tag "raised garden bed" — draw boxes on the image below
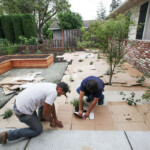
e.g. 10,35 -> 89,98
0,54 -> 54,74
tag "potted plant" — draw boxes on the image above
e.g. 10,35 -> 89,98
70,99 -> 86,112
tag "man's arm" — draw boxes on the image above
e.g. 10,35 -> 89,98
42,102 -> 63,128
78,91 -> 84,117
42,102 -> 51,121
83,97 -> 99,119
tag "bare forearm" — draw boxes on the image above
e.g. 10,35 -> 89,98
51,104 -> 57,121
87,98 -> 98,113
79,91 -> 84,111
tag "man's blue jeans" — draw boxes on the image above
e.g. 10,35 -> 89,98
8,106 -> 43,141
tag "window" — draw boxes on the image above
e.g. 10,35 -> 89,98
136,2 -> 149,40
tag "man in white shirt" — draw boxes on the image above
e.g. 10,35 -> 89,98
0,82 -> 69,144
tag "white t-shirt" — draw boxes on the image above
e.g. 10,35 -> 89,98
16,83 -> 57,115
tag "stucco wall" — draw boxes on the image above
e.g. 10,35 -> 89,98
124,40 -> 150,75
128,4 -> 140,40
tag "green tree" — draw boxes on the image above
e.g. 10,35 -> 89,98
97,1 -> 106,20
0,0 -> 70,40
110,0 -> 122,12
42,20 -> 53,40
58,11 -> 83,29
81,14 -> 132,85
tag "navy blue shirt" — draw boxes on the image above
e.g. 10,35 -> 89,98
80,76 -> 104,98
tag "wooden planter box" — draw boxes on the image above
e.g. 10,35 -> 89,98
0,54 -> 54,75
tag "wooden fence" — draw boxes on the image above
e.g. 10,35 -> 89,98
0,29 -> 83,55
43,29 -> 82,50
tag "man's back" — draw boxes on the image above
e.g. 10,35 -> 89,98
16,83 -> 57,115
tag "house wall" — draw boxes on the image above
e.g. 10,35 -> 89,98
124,40 -> 150,75
128,6 -> 139,40
128,0 -> 150,40
53,30 -> 62,40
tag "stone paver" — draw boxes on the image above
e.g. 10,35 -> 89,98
126,131 -> 150,150
26,130 -> 131,150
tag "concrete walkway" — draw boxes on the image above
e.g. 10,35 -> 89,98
1,129 -> 150,150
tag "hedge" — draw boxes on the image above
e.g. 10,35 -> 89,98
22,14 -> 37,39
1,15 -> 15,43
0,16 -> 4,38
11,15 -> 24,43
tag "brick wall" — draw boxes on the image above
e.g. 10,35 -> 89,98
124,40 -> 150,75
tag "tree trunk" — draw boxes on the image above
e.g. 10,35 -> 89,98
37,27 -> 42,41
109,71 -> 113,85
109,63 -> 113,85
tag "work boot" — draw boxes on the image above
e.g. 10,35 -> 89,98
0,131 -> 8,144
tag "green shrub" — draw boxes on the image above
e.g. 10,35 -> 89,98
37,50 -> 41,54
19,36 -> 28,45
0,44 -> 18,55
1,109 -> 13,119
0,38 -> 10,46
90,61 -> 93,65
79,59 -> 84,62
142,86 -> 150,101
22,14 -> 37,39
11,15 -> 24,43
120,91 -> 141,105
78,69 -> 82,72
1,15 -> 15,43
70,99 -> 86,107
28,37 -> 38,45
136,76 -> 145,84
69,75 -> 74,82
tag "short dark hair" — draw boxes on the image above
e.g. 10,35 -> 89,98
57,82 -> 70,97
86,80 -> 98,92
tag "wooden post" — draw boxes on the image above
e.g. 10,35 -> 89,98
62,29 -> 64,48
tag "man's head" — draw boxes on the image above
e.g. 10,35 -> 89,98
86,79 -> 98,92
57,82 -> 70,97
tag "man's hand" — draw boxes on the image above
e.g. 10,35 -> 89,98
83,111 -> 90,120
78,110 -> 83,118
55,120 -> 63,128
50,121 -> 56,127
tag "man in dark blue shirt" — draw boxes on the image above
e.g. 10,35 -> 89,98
77,76 -> 105,119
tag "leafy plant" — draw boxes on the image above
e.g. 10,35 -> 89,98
79,59 -> 84,62
136,76 -> 145,84
28,37 -> 38,45
81,14 -> 134,85
78,69 -> 82,72
90,61 -> 93,65
70,99 -> 86,107
1,109 -> 13,119
36,50 -> 41,54
19,36 -> 28,45
0,38 -> 10,46
120,91 -> 141,105
70,99 -> 79,107
97,53 -> 101,59
142,86 -> 150,102
69,75 -> 74,82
